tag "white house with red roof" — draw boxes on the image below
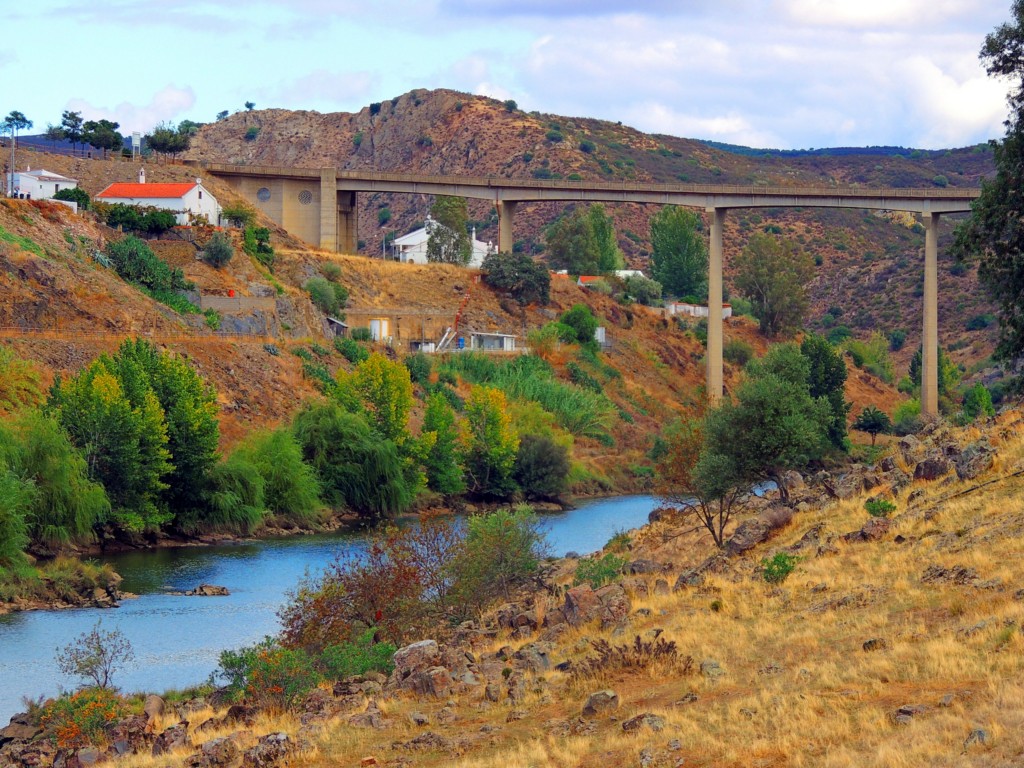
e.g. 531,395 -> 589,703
95,168 -> 221,225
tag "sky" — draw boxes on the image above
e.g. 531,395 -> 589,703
0,0 -> 1015,150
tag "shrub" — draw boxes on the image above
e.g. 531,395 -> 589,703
865,498 -> 896,518
235,430 -> 321,524
723,339 -> 754,366
605,530 -> 632,553
566,361 -> 601,392
852,405 -> 892,446
571,636 -> 692,683
962,382 -> 995,420
221,203 -> 255,227
53,187 -> 90,210
404,353 -> 432,386
39,688 -> 127,749
321,262 -> 342,282
305,276 -> 347,316
320,629 -> 396,680
513,434 -> 570,500
560,304 -> 599,346
377,207 -> 392,225
888,329 -> 907,351
623,274 -> 662,305
573,553 -> 626,588
244,126 -> 260,141
0,346 -> 43,413
966,313 -> 996,331
105,236 -> 191,294
200,231 -> 234,268
244,645 -> 321,711
335,336 -> 369,363
351,327 -> 373,342
761,553 -> 798,584
893,399 -> 923,435
579,139 -> 596,154
546,129 -> 564,142
55,621 -> 134,690
242,225 -> 274,269
203,308 -> 220,329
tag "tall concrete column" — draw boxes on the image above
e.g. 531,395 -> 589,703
497,200 -> 517,253
337,191 -> 358,254
319,169 -> 338,252
706,207 -> 725,404
921,212 -> 940,418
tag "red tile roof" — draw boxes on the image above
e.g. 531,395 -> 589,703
96,182 -> 196,199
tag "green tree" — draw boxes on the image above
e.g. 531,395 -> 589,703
81,119 -> 123,158
587,204 -> 625,273
800,333 -> 851,450
421,392 -> 465,495
55,620 -> 134,690
0,468 -> 32,568
851,406 -> 892,446
481,251 -> 550,306
340,353 -> 413,445
2,110 -> 32,143
44,124 -> 65,146
426,196 -> 472,265
733,232 -> 815,337
60,110 -> 84,150
909,345 -> 960,398
559,304 -> 599,346
105,235 -> 190,293
649,206 -> 708,299
513,434 -> 570,500
462,386 -> 519,499
145,121 -> 190,156
953,2 -> 1024,364
0,346 -> 43,413
622,274 -> 662,305
962,383 -> 996,420
0,411 -> 109,546
304,277 -> 347,316
234,429 -> 321,524
200,231 -> 235,268
53,187 -> 90,210
203,453 -> 266,534
546,207 -> 599,274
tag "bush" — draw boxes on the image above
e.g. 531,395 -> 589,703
622,274 -> 662,305
39,688 -> 127,749
560,304 -> 599,346
53,187 -> 90,210
573,553 -> 626,588
513,434 -> 570,500
235,430 -> 321,524
55,620 -> 134,690
864,498 -> 896,518
893,399 -> 922,435
322,262 -> 342,282
242,225 -> 274,269
320,629 -> 396,680
404,353 -> 432,386
888,329 -> 907,351
579,139 -> 596,154
305,276 -> 347,316
200,231 -> 234,268
761,553 -> 798,584
351,327 -> 372,342
105,236 -> 191,294
221,203 -> 255,227
962,382 -> 995,420
723,339 -> 754,366
244,645 -> 321,711
244,126 -> 260,141
481,251 -> 551,306
377,207 -> 392,226
571,636 -> 691,684
335,336 -> 369,363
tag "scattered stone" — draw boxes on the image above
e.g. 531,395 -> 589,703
484,683 -> 501,702
1014,589 -> 1024,601
675,692 -> 698,706
360,758 -> 378,767
242,733 -> 294,768
395,731 -> 453,751
789,523 -> 837,557
628,559 -> 662,574
582,690 -> 619,718
622,713 -> 666,733
891,704 -> 928,725
391,640 -> 440,688
408,712 -> 430,726
668,739 -> 682,751
185,736 -> 239,768
639,747 -> 655,768
955,441 -> 995,481
506,671 -> 527,703
185,584 -> 230,596
963,728 -> 990,748
436,707 -> 457,725
843,518 -> 890,543
758,661 -> 783,675
107,715 -> 153,756
513,641 -> 553,673
725,517 -> 773,555
653,579 -> 670,596
349,700 -> 386,729
506,710 -> 527,723
700,659 -> 724,679
0,712 -> 41,746
938,694 -> 956,708
921,565 -> 980,586
143,695 -> 166,723
914,457 -> 953,481
153,723 -> 191,757
412,666 -> 452,698
739,708 -> 757,720
862,638 -> 888,652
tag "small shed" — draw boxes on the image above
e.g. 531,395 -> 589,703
468,331 -> 517,352
326,317 -> 349,337
666,302 -> 733,319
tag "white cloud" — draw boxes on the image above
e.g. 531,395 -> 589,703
258,70 -> 379,111
778,0 -> 975,28
65,86 -> 197,134
630,103 -> 783,146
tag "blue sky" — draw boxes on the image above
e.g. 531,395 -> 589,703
0,0 -> 1013,149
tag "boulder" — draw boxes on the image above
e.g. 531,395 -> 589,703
627,559 -> 662,575
622,713 -> 666,733
143,695 -> 166,724
843,518 -> 891,543
242,733 -> 294,768
185,584 -> 230,597
862,638 -> 888,652
107,715 -> 153,756
700,659 -> 725,679
594,584 -> 631,627
0,713 -> 41,746
54,746 -> 103,768
185,737 -> 239,768
563,585 -> 602,627
914,457 -> 953,481
411,666 -> 452,698
512,642 -> 553,674
725,517 -> 773,555
653,578 -> 670,596
955,441 -> 995,481
152,722 -> 191,756
348,701 -> 386,729
391,640 -> 440,683
581,690 -> 619,718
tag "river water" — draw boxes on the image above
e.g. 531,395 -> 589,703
0,495 -> 660,723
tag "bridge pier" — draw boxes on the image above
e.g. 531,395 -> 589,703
921,212 -> 939,419
497,200 -> 517,253
706,207 -> 725,404
338,190 -> 358,254
319,170 -> 338,251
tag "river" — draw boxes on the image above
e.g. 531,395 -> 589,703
0,495 -> 661,723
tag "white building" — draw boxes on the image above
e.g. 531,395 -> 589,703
666,301 -> 733,319
390,216 -> 493,268
6,168 -> 78,200
95,168 -> 221,225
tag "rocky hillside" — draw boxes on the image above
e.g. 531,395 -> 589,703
184,89 -> 1000,380
3,409 -> 1021,767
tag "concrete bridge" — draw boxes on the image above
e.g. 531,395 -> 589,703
203,162 -> 980,419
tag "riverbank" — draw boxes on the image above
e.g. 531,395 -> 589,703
0,557 -> 127,617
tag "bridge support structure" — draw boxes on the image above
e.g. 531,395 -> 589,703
706,207 -> 725,404
497,200 -> 517,253
921,212 -> 939,419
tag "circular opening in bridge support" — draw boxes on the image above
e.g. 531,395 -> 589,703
256,187 -> 271,202
298,190 -> 313,205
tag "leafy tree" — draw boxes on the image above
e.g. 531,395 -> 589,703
481,250 -> 550,306
216,110 -> 229,121
0,468 -> 32,567
0,411 -> 109,546
221,202 -> 256,227
852,406 -> 892,446
304,277 -> 347,316
546,207 -> 599,274
463,386 -> 519,499
245,101 -> 256,111
234,429 -> 321,524
513,434 -> 570,500
55,620 -> 134,690
953,2 -> 1024,364
44,124 -> 65,146
81,119 -> 123,157
733,232 -> 815,337
292,402 -> 411,519
421,392 -> 465,495
559,303 -> 599,346
962,382 -> 996,420
203,453 -> 266,534
623,274 -> 662,305
426,196 -> 471,265
200,231 -> 234,268
53,187 -> 90,210
340,353 -> 413,445
587,204 -> 625,272
177,120 -> 202,137
800,333 -> 851,450
649,206 -> 708,299
0,346 -> 43,413
145,121 -> 190,156
60,111 -> 83,150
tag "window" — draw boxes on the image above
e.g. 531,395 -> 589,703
198,190 -> 203,199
